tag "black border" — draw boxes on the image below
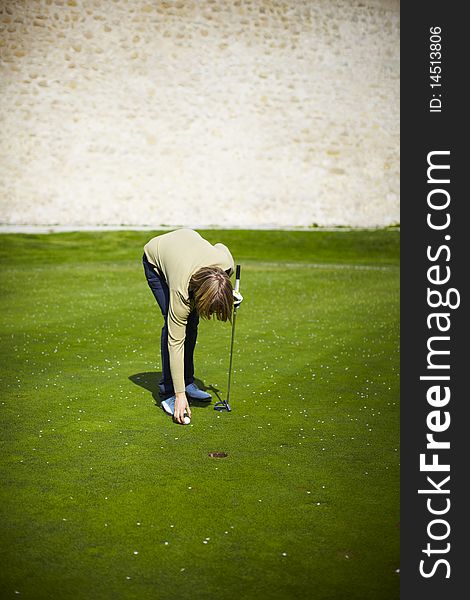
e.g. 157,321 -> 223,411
401,3 -> 466,597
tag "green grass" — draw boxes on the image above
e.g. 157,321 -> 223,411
0,229 -> 399,600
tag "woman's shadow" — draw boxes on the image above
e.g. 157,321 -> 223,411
128,371 -> 222,408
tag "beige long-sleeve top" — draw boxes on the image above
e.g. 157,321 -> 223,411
144,229 -> 234,393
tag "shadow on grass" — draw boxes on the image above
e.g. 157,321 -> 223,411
128,371 -> 220,408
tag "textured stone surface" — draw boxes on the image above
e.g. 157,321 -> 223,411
0,0 -> 399,227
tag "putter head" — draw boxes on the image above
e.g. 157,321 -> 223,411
214,400 -> 231,412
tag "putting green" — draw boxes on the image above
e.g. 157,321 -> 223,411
0,229 -> 399,599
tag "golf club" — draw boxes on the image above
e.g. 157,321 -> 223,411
214,264 -> 242,412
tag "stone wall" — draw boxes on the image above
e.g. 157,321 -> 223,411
0,0 -> 399,228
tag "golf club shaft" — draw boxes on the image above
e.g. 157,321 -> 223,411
226,264 -> 241,405
226,308 -> 237,405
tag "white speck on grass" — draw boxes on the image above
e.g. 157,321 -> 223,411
281,552 -> 287,557
133,551 -> 138,555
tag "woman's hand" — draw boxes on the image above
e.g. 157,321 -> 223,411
174,392 -> 191,424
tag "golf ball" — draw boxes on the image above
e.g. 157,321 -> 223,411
183,416 -> 191,425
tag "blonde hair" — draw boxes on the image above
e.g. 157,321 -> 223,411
189,267 -> 233,321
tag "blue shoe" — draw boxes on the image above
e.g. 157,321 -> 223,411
161,396 -> 176,416
185,383 -> 211,401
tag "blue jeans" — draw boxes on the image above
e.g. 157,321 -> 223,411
142,254 -> 198,397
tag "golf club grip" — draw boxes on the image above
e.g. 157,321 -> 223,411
235,264 -> 241,293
